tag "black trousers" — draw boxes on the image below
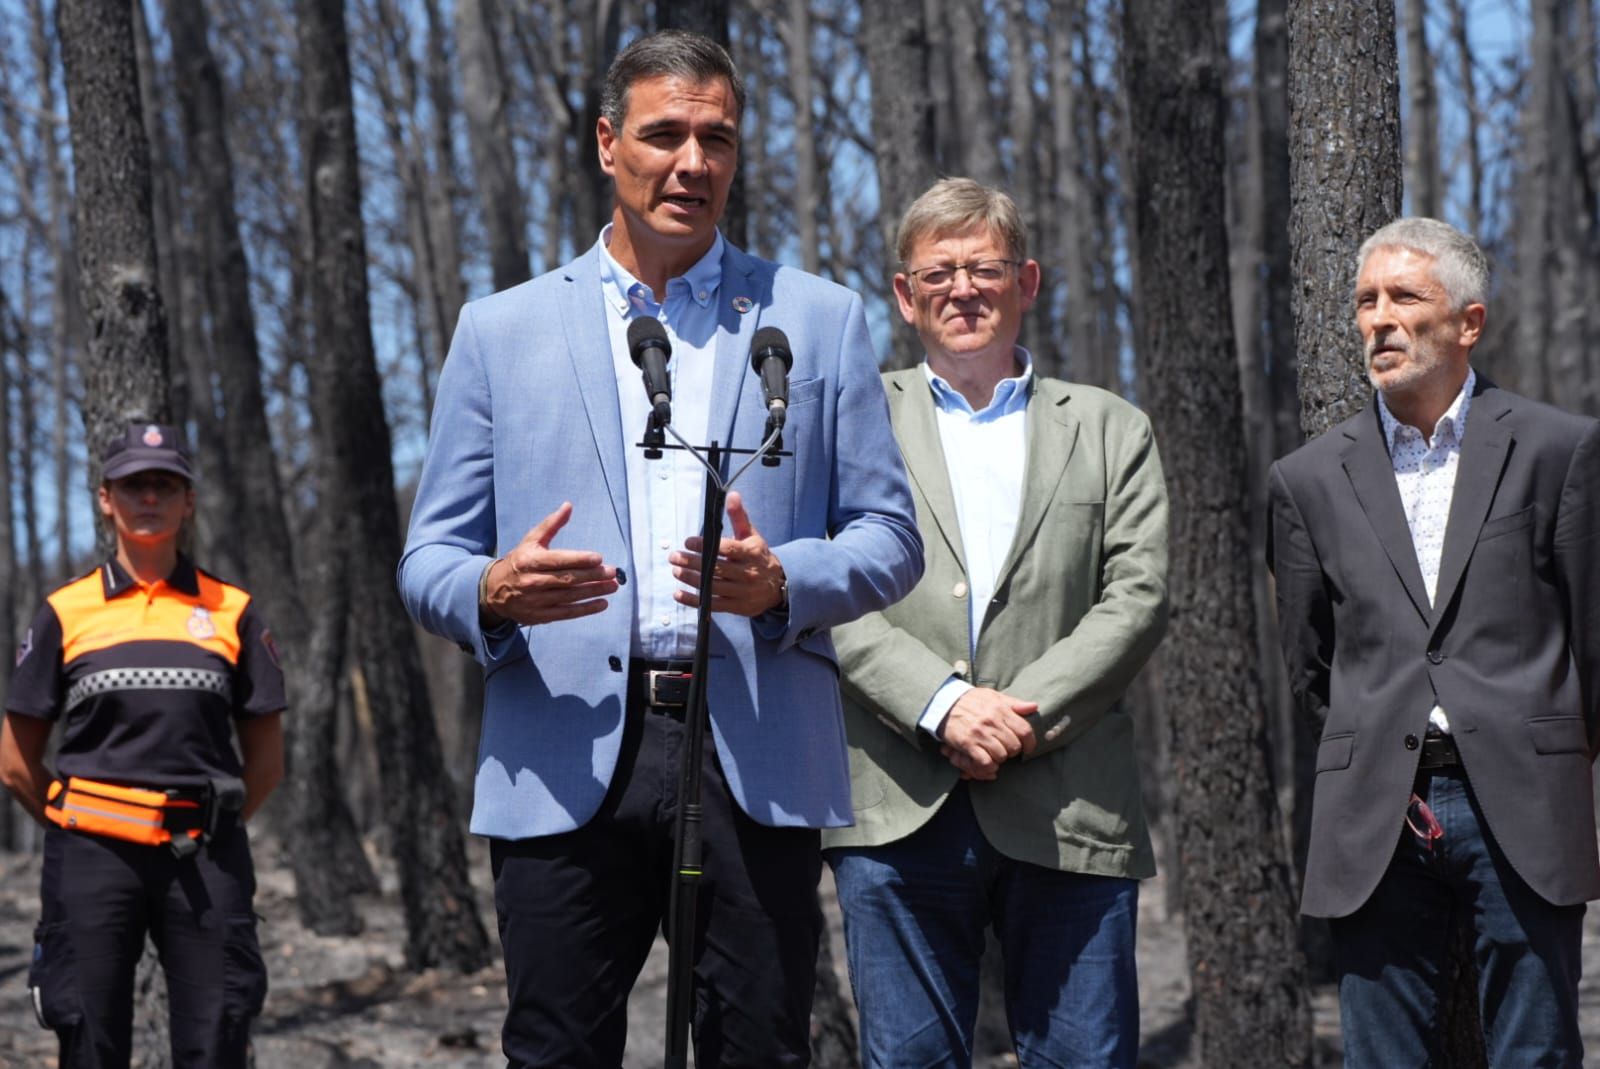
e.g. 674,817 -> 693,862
29,824 -> 267,1069
490,697 -> 823,1068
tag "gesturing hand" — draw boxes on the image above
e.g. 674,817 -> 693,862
938,687 -> 1038,780
482,503 -> 617,626
669,491 -> 787,617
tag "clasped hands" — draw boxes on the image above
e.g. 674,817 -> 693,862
480,492 -> 785,627
938,688 -> 1039,781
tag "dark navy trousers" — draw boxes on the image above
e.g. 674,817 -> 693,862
489,699 -> 824,1068
29,824 -> 267,1069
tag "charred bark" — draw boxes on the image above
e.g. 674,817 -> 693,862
1125,0 -> 1313,1063
297,0 -> 489,971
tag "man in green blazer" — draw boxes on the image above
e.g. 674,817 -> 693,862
824,179 -> 1169,1068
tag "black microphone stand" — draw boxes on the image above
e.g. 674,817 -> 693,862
638,413 -> 788,1069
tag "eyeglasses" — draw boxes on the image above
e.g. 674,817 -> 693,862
905,259 -> 1021,295
1405,792 -> 1443,851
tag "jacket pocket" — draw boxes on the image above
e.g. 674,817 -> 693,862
1478,504 -> 1535,542
1316,732 -> 1355,772
1528,716 -> 1588,755
27,921 -> 81,1029
787,377 -> 825,407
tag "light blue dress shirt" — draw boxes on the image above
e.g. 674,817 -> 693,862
915,348 -> 1034,737
599,226 -> 726,660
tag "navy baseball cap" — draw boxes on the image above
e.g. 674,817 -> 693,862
101,423 -> 195,482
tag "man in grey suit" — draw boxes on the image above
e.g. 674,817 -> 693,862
824,179 -> 1169,1068
1269,217 -> 1600,1066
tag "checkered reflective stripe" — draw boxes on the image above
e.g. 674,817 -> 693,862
64,667 -> 231,713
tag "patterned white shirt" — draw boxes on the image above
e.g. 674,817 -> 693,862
1377,368 -> 1475,732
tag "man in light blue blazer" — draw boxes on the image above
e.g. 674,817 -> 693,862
397,29 -> 921,1069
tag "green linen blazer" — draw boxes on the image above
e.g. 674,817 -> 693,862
823,369 -> 1169,878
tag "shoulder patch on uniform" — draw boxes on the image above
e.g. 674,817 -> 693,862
15,627 -> 31,667
260,629 -> 280,668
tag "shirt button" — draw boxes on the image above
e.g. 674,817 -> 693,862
1404,734 -> 1420,750
658,470 -> 669,480
953,659 -> 969,676
659,615 -> 671,627
616,568 -> 627,586
608,656 -> 623,671
953,582 -> 968,599
1426,650 -> 1444,665
659,538 -> 671,550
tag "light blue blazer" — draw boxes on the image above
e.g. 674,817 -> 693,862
398,240 -> 923,839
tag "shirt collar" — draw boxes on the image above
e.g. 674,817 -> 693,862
1378,367 -> 1476,452
924,347 -> 1035,419
101,554 -> 201,599
598,224 -> 724,318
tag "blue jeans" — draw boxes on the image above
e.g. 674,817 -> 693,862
1331,767 -> 1584,1068
826,785 -> 1139,1068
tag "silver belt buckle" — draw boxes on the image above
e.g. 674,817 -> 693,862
646,669 -> 689,707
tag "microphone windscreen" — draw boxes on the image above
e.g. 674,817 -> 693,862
750,326 -> 793,371
628,317 -> 671,367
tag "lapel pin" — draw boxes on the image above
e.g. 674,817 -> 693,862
731,296 -> 753,314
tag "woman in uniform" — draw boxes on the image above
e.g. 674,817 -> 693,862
0,422 -> 284,1069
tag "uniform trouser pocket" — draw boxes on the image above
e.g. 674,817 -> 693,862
27,921 -> 82,1031
221,913 -> 268,1040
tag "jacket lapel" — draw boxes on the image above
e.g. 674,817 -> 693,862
885,371 -> 966,567
1341,402 -> 1434,624
557,247 -> 629,540
992,379 -> 1078,591
1430,388 -> 1513,626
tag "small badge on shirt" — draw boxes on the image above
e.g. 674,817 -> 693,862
15,628 -> 32,667
261,629 -> 281,668
187,607 -> 216,640
731,296 -> 753,314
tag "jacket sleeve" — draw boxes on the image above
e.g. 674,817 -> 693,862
1554,419 -> 1600,757
396,303 -> 526,668
1267,461 -> 1333,730
832,609 -> 959,745
1007,410 -> 1169,758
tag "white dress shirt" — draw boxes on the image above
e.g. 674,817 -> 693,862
915,348 -> 1034,736
600,226 -> 725,660
1378,367 -> 1476,733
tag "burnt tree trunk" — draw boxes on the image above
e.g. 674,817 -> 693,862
297,0 -> 490,971
1286,0 -> 1401,437
862,0 -> 939,370
57,0 -> 170,483
168,0 -> 375,929
1124,1 -> 1313,1064
457,0 -> 531,288
1402,0 -> 1442,218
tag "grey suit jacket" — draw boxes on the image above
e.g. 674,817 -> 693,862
823,370 -> 1169,878
1269,379 -> 1600,918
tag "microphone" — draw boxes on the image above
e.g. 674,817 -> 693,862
749,326 -> 793,430
628,317 -> 673,427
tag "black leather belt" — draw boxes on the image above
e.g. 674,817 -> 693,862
631,659 -> 694,715
1417,730 -> 1461,770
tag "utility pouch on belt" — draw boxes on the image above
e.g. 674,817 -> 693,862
45,777 -> 232,858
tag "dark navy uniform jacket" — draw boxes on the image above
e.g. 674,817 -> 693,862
8,556 -> 285,789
